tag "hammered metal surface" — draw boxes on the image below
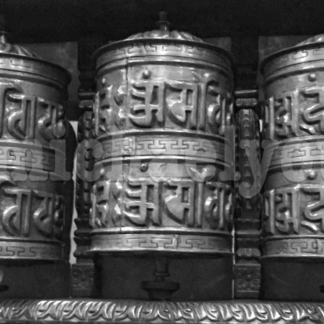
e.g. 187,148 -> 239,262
90,29 -> 234,255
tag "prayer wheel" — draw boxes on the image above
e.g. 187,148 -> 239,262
261,35 -> 324,259
90,20 -> 235,256
0,32 -> 71,262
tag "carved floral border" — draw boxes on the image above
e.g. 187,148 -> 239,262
0,300 -> 323,323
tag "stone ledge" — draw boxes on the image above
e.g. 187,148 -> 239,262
0,299 -> 323,323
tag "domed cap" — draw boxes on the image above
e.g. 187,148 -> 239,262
0,31 -> 40,58
127,12 -> 204,42
261,34 -> 324,82
0,30 -> 71,88
94,12 -> 233,76
297,34 -> 324,46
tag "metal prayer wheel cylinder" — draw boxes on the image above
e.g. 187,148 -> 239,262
261,36 -> 324,259
0,33 -> 71,262
90,25 -> 234,255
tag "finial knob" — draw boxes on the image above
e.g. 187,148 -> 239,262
157,11 -> 170,31
0,15 -> 10,44
0,32 -> 9,44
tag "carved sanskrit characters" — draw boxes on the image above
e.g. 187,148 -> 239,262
0,81 -> 66,143
264,87 -> 324,139
94,77 -> 232,135
263,184 -> 324,257
92,177 -> 232,230
0,80 -> 68,260
261,41 -> 324,258
0,180 -> 64,240
90,162 -> 233,253
0,42 -> 70,262
90,38 -> 234,254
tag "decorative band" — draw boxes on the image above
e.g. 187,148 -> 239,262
263,137 -> 324,170
0,241 -> 62,260
263,237 -> 324,258
96,134 -> 230,163
0,141 -> 65,175
90,233 -> 232,254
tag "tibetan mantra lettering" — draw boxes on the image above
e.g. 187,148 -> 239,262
261,38 -> 324,258
90,30 -> 235,254
0,34 -> 70,261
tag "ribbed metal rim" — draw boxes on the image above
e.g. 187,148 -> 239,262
0,51 -> 72,84
260,41 -> 324,75
93,37 -> 234,69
